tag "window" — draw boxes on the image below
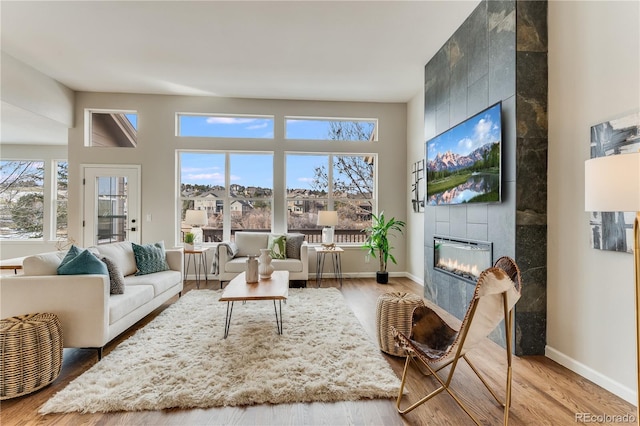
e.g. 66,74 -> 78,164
286,153 -> 375,243
0,161 -> 45,239
179,151 -> 273,242
55,161 -> 68,239
177,114 -> 274,138
285,117 -> 377,141
85,109 -> 138,147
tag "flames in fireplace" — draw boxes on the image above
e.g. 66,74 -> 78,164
433,236 -> 492,283
435,258 -> 481,281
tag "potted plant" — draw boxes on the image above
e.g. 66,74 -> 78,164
362,211 -> 406,284
184,232 -> 195,251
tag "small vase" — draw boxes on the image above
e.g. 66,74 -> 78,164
246,255 -> 259,283
258,248 -> 274,279
184,243 -> 194,251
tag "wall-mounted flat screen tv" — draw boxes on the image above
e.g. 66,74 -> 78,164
426,102 -> 502,206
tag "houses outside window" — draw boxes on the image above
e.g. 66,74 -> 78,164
178,151 -> 273,242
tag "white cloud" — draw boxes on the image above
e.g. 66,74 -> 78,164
247,122 -> 269,130
298,177 -> 315,183
186,173 -> 225,184
205,117 -> 258,125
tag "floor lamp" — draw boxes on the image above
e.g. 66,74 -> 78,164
585,152 -> 640,422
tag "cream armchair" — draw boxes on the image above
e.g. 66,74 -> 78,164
213,232 -> 308,285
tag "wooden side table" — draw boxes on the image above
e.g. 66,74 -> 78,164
184,247 -> 210,289
315,246 -> 343,288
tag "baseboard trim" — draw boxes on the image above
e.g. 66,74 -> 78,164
545,345 -> 636,404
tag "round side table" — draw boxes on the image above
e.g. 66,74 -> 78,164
376,292 -> 425,357
1,313 -> 63,399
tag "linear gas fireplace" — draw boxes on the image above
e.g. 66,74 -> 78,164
433,236 -> 492,284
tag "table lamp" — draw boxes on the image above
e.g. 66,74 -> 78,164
585,152 -> 640,422
185,209 -> 208,246
317,210 -> 338,244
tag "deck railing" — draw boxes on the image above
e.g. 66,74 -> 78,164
201,228 -> 367,244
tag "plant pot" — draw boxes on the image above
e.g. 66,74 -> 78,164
184,243 -> 194,251
376,271 -> 389,284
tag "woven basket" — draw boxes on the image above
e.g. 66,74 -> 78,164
376,292 -> 424,357
1,313 -> 63,400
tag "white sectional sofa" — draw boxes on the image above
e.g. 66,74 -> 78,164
215,232 -> 308,285
0,242 -> 183,359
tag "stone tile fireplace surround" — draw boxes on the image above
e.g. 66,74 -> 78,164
423,0 -> 547,356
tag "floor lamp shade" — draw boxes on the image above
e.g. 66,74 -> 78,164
185,209 -> 208,245
585,153 -> 640,212
585,152 -> 640,422
317,211 -> 338,244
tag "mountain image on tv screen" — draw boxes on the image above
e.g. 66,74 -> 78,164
426,102 -> 502,206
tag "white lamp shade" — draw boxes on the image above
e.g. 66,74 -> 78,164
185,209 -> 208,226
585,152 -> 640,212
317,210 -> 338,226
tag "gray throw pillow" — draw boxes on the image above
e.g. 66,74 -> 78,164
102,256 -> 125,295
285,233 -> 305,260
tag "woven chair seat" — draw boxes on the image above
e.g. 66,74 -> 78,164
1,313 -> 63,400
376,292 -> 424,357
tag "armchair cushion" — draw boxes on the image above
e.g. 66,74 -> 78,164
235,232 -> 269,257
285,233 -> 305,260
268,234 -> 287,259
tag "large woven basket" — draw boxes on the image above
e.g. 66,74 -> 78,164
376,292 -> 424,357
1,313 -> 63,400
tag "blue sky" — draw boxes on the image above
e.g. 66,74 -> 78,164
178,117 -> 373,189
427,103 -> 501,159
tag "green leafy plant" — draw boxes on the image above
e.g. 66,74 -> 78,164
184,232 -> 195,244
362,211 -> 406,273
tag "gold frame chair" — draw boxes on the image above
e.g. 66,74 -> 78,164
393,256 -> 522,425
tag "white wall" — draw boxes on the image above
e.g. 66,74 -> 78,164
406,90 -> 425,283
67,93 -> 407,276
547,0 -> 640,403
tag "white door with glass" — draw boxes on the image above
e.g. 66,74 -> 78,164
83,165 -> 141,246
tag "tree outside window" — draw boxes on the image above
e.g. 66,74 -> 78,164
0,161 -> 45,239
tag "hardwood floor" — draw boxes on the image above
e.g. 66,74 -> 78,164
1,277 -> 634,425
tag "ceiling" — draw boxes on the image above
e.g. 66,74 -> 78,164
0,0 -> 480,145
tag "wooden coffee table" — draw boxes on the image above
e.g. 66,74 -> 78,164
219,271 -> 289,338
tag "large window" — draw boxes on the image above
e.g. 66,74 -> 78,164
179,152 -> 273,242
177,114 -> 274,139
286,153 -> 375,243
0,161 -> 45,239
0,160 -> 69,241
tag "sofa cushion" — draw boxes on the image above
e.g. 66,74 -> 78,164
94,242 -> 138,276
285,233 -> 305,260
109,284 -> 155,325
101,256 -> 125,295
132,241 -> 169,275
57,249 -> 109,276
235,232 -> 269,257
268,234 -> 287,259
124,270 -> 182,296
58,245 -> 82,268
23,252 -> 66,276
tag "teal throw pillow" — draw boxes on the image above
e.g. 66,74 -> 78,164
132,241 -> 169,275
58,245 -> 82,269
268,234 -> 287,259
57,248 -> 109,276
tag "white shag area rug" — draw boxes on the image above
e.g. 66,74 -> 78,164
40,288 -> 400,414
